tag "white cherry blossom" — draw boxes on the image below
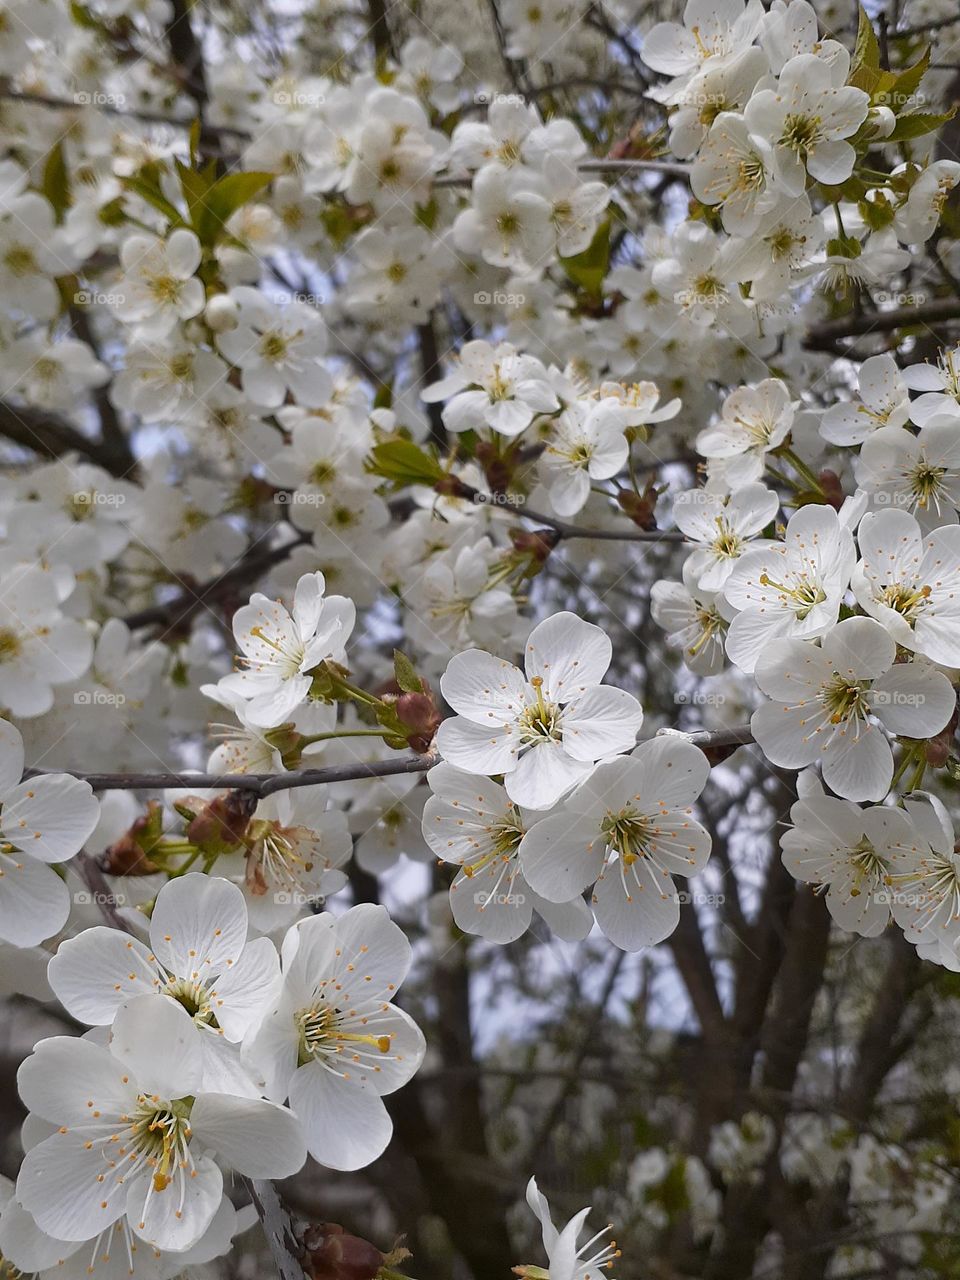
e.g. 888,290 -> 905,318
243,904 -> 425,1171
437,612 -> 644,810
751,617 -> 955,801
519,737 -> 711,950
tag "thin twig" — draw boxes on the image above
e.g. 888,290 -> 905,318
28,726 -> 753,796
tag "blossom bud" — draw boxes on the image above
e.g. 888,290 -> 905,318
186,788 -> 258,848
868,106 -> 896,139
616,487 -> 657,529
301,1223 -> 384,1280
510,527 -> 559,562
818,469 -> 845,511
394,690 -> 442,753
204,293 -> 240,332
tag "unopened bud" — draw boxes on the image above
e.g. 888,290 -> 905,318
818,469 -> 844,511
301,1223 -> 384,1280
186,789 -> 258,848
394,690 -> 442,754
204,293 -> 240,332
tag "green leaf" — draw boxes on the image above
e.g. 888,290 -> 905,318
559,219 -> 611,300
882,46 -> 931,111
886,107 -> 957,141
188,119 -> 202,168
393,650 -> 422,694
853,4 -> 881,76
121,175 -> 186,227
69,1 -> 100,28
42,142 -> 71,223
175,158 -> 216,228
367,438 -> 444,487
193,171 -> 274,248
415,197 -> 438,230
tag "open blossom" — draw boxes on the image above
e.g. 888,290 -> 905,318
0,1174 -> 252,1280
751,618 -> 955,801
852,509 -> 960,667
539,399 -> 630,517
243,905 -> 425,1171
641,0 -> 764,82
651,564 -> 728,677
820,354 -> 912,446
16,997 -> 306,1251
211,571 -> 356,729
665,47 -> 767,155
0,719 -> 99,947
47,873 -> 281,1095
518,1177 -> 621,1280
421,339 -> 558,436
743,53 -> 869,193
673,484 -> 779,591
421,763 -> 592,944
781,778 -> 925,937
519,737 -> 712,951
695,379 -> 795,487
855,419 -> 960,531
885,793 -> 960,947
902,346 -> 960,424
436,612 -> 644,810
0,562 -> 94,717
216,286 -> 331,408
452,164 -> 553,270
894,161 -> 960,244
723,503 -> 856,673
691,113 -> 780,235
229,787 -> 352,931
112,230 -> 205,338
403,536 -> 518,657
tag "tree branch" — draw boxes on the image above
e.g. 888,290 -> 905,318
0,399 -> 134,477
29,726 -> 753,796
122,532 -> 311,632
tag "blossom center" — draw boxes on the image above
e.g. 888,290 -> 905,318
780,112 -> 821,156
710,517 -> 742,559
879,581 -> 931,622
819,674 -> 870,725
164,975 -> 216,1024
847,840 -> 888,896
0,627 -> 22,661
601,809 -> 655,865
758,570 -> 827,619
908,461 -> 948,509
295,1002 -> 391,1067
3,245 -> 36,276
147,274 -> 183,305
518,678 -> 563,745
127,1096 -> 195,1193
